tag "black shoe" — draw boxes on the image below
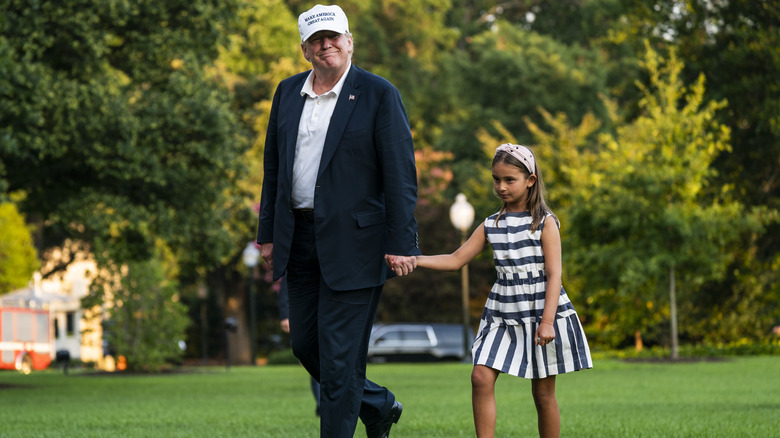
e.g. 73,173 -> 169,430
366,401 -> 402,438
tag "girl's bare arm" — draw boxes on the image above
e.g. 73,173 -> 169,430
416,223 -> 487,271
536,216 -> 562,345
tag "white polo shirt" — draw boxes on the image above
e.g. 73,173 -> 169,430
291,63 -> 351,209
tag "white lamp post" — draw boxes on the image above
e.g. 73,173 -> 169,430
449,193 -> 475,361
242,242 -> 261,365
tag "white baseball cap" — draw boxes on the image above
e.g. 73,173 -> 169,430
298,4 -> 350,43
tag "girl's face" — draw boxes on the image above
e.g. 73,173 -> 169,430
492,161 -> 536,211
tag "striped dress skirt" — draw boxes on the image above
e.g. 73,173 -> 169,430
472,278 -> 593,379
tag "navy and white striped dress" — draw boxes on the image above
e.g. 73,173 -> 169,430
472,211 -> 593,379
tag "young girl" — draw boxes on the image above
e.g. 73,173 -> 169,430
407,144 -> 592,438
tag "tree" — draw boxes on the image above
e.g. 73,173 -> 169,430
611,0 -> 780,215
0,0 -> 247,278
437,20 -> 611,208
563,43 -> 766,355
600,0 -> 780,347
84,244 -> 189,372
0,202 -> 40,293
0,0 -> 252,366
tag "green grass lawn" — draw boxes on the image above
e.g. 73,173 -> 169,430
1,356 -> 778,437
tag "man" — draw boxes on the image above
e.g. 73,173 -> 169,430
256,4 -> 419,437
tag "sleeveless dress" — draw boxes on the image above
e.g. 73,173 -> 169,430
472,211 -> 593,379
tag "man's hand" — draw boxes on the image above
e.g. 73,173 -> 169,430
384,254 -> 417,277
260,242 -> 274,270
280,318 -> 290,334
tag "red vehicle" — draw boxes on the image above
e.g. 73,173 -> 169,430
0,305 -> 53,374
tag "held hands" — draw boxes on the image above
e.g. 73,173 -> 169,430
385,254 -> 417,277
535,321 -> 555,346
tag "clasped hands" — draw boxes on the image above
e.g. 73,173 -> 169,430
385,254 -> 417,277
263,242 -> 417,277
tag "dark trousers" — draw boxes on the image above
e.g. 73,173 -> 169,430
287,214 -> 394,437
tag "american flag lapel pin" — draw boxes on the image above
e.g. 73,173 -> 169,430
349,94 -> 355,101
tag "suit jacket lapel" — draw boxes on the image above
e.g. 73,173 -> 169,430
286,78 -> 308,186
318,65 -> 360,178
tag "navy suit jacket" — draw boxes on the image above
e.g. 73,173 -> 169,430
257,65 -> 420,290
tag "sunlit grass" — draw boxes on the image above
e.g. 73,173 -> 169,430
1,357 -> 778,437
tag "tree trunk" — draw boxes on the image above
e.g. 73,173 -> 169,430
212,268 -> 251,366
227,282 -> 251,365
669,263 -> 679,360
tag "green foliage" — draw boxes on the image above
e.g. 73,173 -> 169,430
562,43 -> 767,347
601,337 -> 780,360
84,244 -> 189,372
438,21 -> 610,207
266,347 -> 298,365
614,0 -> 780,209
340,0 -> 460,153
528,0 -> 628,46
0,202 -> 40,293
598,0 -> 780,347
215,0 -> 309,198
346,0 -> 458,84
0,0 -> 248,278
690,249 -> 780,343
219,0 -> 303,79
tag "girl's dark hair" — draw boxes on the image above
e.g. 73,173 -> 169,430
492,148 -> 559,232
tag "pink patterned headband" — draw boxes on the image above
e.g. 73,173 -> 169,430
495,144 -> 536,174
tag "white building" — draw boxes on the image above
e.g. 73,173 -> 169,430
1,261 -> 104,366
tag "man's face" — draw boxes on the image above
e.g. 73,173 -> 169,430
302,31 -> 353,73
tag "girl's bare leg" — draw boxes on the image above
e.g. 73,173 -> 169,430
472,365 -> 500,438
532,375 -> 560,438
